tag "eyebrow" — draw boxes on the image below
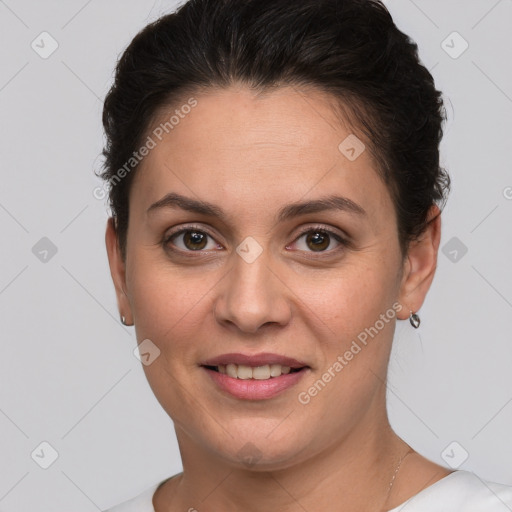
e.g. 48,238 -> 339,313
146,192 -> 367,223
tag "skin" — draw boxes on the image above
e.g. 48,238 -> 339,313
105,84 -> 451,512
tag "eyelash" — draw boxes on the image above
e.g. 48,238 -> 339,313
162,224 -> 348,257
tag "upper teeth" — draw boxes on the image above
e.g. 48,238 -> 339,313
218,363 -> 292,379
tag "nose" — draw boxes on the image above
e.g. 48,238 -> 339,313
213,247 -> 292,334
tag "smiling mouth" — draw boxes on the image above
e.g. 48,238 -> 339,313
203,363 -> 306,380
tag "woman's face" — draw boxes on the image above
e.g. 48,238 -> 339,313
106,85 -> 434,469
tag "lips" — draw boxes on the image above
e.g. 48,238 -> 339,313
200,352 -> 310,399
200,352 -> 311,400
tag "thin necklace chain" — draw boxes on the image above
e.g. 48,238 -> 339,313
381,446 -> 415,511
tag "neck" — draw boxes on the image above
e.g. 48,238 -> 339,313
162,398 -> 409,512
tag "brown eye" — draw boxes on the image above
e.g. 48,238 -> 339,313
304,231 -> 330,252
182,230 -> 208,250
164,228 -> 219,252
289,227 -> 346,254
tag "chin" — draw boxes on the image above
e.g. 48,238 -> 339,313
207,425 -> 313,472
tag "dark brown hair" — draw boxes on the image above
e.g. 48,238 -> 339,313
99,0 -> 450,261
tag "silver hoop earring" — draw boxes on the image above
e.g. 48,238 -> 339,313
409,310 -> 420,329
121,315 -> 128,326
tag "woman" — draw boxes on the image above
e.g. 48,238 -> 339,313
100,0 -> 512,510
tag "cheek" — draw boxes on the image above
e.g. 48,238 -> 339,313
127,260 -> 215,420
295,265 -> 398,414
298,258 -> 401,401
127,250 -> 214,354
303,260 -> 398,333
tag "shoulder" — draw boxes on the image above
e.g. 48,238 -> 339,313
457,472 -> 512,509
102,481 -> 162,512
389,470 -> 512,511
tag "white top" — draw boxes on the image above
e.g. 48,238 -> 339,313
103,470 -> 512,511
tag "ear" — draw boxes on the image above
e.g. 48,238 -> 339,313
105,217 -> 133,325
397,205 -> 442,320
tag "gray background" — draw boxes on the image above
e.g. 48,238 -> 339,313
0,0 -> 511,510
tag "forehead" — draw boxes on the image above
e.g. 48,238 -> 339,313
129,85 -> 392,228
